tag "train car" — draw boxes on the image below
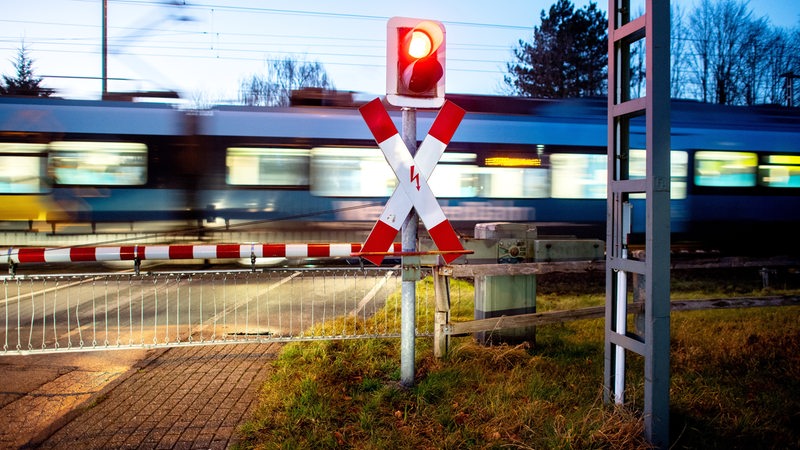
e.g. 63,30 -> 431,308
197,95 -> 800,252
666,102 -> 800,252
0,97 -> 194,243
0,94 -> 798,253
194,96 -> 610,239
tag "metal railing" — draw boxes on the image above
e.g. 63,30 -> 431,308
0,267 -> 437,355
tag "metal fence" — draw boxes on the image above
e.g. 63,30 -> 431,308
0,267 -> 443,355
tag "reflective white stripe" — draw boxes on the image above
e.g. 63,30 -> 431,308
241,244 -> 259,258
329,243 -> 352,257
415,135 -> 447,178
44,248 -> 71,263
145,246 -> 170,260
95,247 -> 122,261
285,244 -> 308,258
193,245 -> 218,259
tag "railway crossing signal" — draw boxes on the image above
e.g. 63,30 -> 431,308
386,17 -> 446,108
358,98 -> 465,265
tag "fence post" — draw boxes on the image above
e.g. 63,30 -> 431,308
433,266 -> 451,358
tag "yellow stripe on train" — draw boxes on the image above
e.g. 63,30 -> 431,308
0,194 -> 69,222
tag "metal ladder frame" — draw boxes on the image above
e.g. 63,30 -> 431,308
605,0 -> 671,447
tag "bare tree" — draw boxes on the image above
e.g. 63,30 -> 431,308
240,55 -> 334,107
688,0 -> 716,102
187,89 -> 219,110
718,1 -> 749,104
670,3 -> 691,99
692,0 -> 751,104
685,0 -> 792,105
673,0 -> 800,105
739,17 -> 770,105
629,38 -> 646,99
771,28 -> 800,107
762,29 -> 792,105
792,29 -> 800,106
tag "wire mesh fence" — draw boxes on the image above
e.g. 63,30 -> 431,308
0,267 -> 444,355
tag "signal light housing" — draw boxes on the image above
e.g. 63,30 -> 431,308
387,17 -> 446,108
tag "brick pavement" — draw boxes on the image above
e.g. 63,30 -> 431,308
30,343 -> 280,449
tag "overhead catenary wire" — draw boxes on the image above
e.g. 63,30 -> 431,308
0,0 -> 529,83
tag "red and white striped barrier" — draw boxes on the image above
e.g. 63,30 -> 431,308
358,98 -> 466,265
5,243 -> 403,265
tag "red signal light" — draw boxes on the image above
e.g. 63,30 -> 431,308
387,17 -> 446,108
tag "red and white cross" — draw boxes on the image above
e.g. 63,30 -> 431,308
358,98 -> 466,265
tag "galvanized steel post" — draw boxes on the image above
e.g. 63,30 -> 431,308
400,107 -> 418,387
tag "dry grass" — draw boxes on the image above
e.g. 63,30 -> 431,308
235,268 -> 800,449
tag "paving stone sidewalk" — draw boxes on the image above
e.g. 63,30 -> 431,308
30,343 -> 280,449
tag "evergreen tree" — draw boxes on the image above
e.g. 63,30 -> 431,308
0,44 -> 53,97
505,0 -> 607,98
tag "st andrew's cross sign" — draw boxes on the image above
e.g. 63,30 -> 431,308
357,98 -> 466,265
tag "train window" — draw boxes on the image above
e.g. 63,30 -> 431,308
310,148 -> 487,198
226,147 -> 309,186
429,152 -> 547,199
550,153 -> 606,199
629,150 -> 689,199
479,154 -> 549,198
671,151 -> 689,198
478,167 -> 549,198
0,143 -> 48,193
49,141 -> 147,186
759,154 -> 800,188
694,151 -> 757,187
310,147 -> 396,197
428,153 -> 481,197
427,165 -> 481,197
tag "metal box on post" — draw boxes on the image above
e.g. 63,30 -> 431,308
532,239 -> 604,262
473,223 -> 537,345
474,272 -> 537,345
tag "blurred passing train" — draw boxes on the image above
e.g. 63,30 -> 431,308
0,94 -> 798,253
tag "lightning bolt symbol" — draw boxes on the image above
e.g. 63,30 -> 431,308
410,165 -> 421,191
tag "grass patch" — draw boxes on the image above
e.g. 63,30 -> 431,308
235,269 -> 800,449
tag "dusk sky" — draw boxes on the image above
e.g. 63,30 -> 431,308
2,0 -> 799,101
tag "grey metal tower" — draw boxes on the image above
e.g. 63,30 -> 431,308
605,0 -> 671,447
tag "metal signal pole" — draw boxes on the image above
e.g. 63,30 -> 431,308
400,107 -> 418,387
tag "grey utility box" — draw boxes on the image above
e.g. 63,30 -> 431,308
474,271 -> 537,345
472,223 -> 538,345
470,222 -> 604,346
532,239 -> 604,262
